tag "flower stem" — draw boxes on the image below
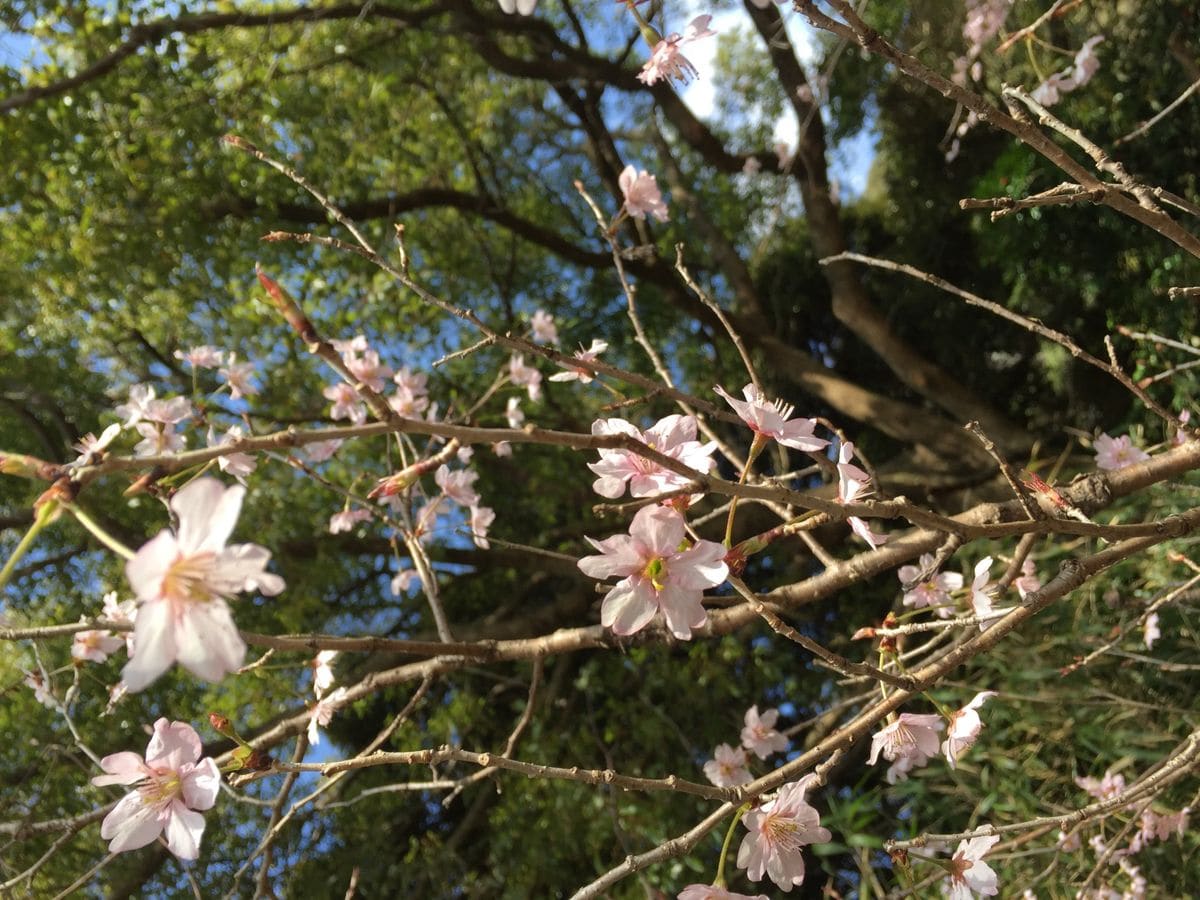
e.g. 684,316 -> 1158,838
66,504 -> 135,560
713,802 -> 752,887
724,434 -> 766,547
0,500 -> 58,591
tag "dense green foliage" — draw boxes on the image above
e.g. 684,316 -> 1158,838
2,2 -> 1198,897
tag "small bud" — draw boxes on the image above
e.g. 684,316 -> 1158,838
209,713 -> 232,735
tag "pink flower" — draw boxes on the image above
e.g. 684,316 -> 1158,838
1139,807 -> 1189,844
703,743 -> 752,787
469,505 -> 496,549
577,505 -> 728,639
1143,613 -> 1161,649
1014,557 -> 1041,599
1071,36 -> 1104,87
837,442 -> 886,548
122,477 -> 285,691
102,591 -> 138,654
898,553 -> 964,617
114,384 -> 157,427
637,15 -> 716,87
391,569 -> 420,595
942,691 -> 998,768
549,339 -> 608,384
505,396 -> 525,429
208,426 -> 256,483
92,718 -> 220,859
1057,828 -> 1081,851
219,354 -> 259,399
311,650 -> 337,699
1174,409 -> 1191,445
174,346 -> 223,369
435,464 -> 480,508
304,439 -> 343,462
498,0 -> 536,13
868,713 -> 944,783
388,385 -> 429,418
588,414 -> 716,499
970,557 -> 995,628
343,348 -> 393,393
307,686 -> 347,745
23,670 -> 56,707
618,165 -> 669,221
1094,433 -> 1149,470
944,834 -> 1000,899
741,705 -> 789,759
736,775 -> 832,891
493,441 -> 512,457
70,423 -> 122,468
508,354 -> 543,402
393,366 -> 429,397
715,384 -> 828,453
530,309 -> 558,344
330,335 -> 368,354
323,382 -> 366,424
677,886 -> 767,900
133,422 -> 186,457
328,508 -> 373,534
1076,768 -> 1126,801
1031,70 -> 1074,106
72,629 -> 125,663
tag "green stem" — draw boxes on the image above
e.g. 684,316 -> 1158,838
714,802 -> 752,887
66,504 -> 135,560
724,434 -> 766,547
0,500 -> 58,591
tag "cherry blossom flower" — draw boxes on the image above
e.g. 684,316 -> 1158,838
470,505 -> 495,549
868,713 -> 944,783
343,348 -> 393,393
741,705 -> 789,759
703,743 -> 752,787
1057,828 -> 1082,851
103,591 -> 138,654
677,886 -> 767,900
307,686 -> 348,745
736,775 -> 832,891
324,382 -> 367,425
122,477 -> 285,691
1094,433 -> 1149,471
1138,807 -> 1189,844
505,396 -> 525,430
330,335 -> 368,354
493,441 -> 512,457
1076,768 -> 1126,801
970,557 -> 996,629
1071,36 -> 1104,87
837,442 -> 887,548
508,354 -> 543,402
549,339 -> 608,384
115,384 -> 158,428
715,384 -> 828,452
24,670 -> 56,707
498,0 -> 536,13
219,354 -> 259,399
637,15 -> 716,87
530,309 -> 558,344
389,385 -> 429,418
1143,613 -> 1161,649
391,568 -> 420,595
618,165 -> 669,221
73,629 -> 125,663
588,414 -> 716,499
435,465 -> 481,508
898,553 -> 964,617
133,422 -> 186,457
92,718 -> 220,859
144,396 -> 193,425
311,650 -> 337,699
393,366 -> 429,397
1014,557 -> 1041,599
1174,409 -> 1191,445
70,423 -> 122,468
577,504 -> 728,640
943,834 -> 1000,899
942,691 -> 998,768
208,426 -> 256,483
174,346 -> 223,368
304,439 -> 343,462
328,508 -> 373,534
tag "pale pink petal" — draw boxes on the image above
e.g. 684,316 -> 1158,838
124,531 -> 178,601
146,717 -> 203,769
122,600 -> 178,692
600,579 -> 658,635
100,794 -> 163,853
173,478 -> 245,555
656,582 -> 708,639
92,752 -> 148,787
182,758 -> 221,811
173,601 -> 246,682
163,802 -> 206,860
578,535 -> 644,579
631,505 -> 686,557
